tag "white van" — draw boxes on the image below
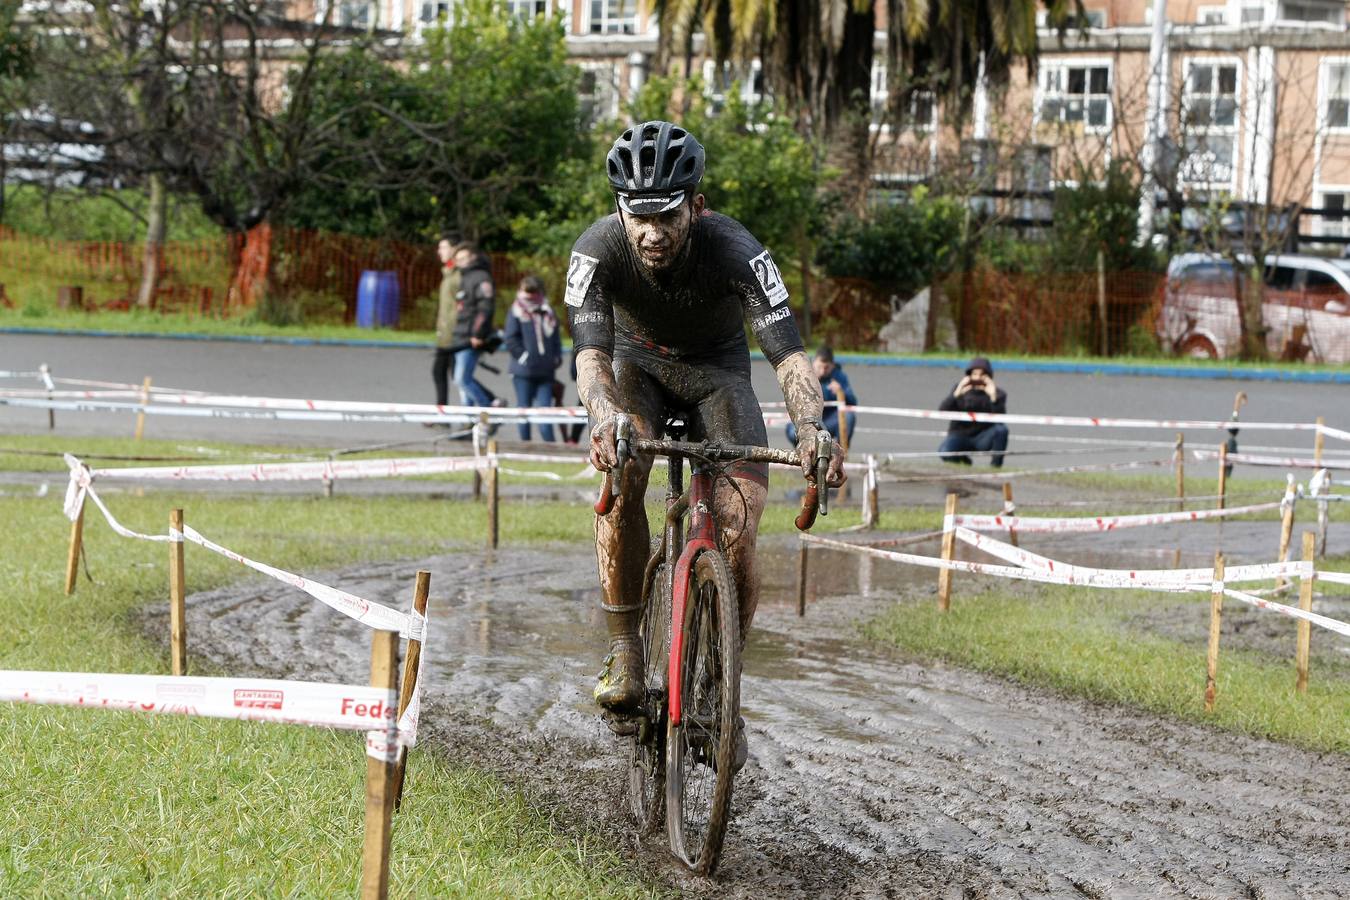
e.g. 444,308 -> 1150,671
1158,253 -> 1350,363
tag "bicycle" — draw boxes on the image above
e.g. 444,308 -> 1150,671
595,416 -> 831,874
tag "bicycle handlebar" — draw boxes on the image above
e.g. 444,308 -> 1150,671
594,434 -> 826,531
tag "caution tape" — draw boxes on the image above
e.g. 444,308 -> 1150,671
1222,588 -> 1350,638
877,458 -> 1171,484
951,499 -> 1283,534
1192,449 -> 1342,469
1319,570 -> 1350,586
0,670 -> 402,761
87,454 -> 487,483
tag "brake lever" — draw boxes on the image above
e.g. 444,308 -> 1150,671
814,430 -> 832,518
594,415 -> 632,516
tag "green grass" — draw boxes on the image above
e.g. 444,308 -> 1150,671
0,491 -> 665,897
0,305 -> 436,343
863,585 -> 1350,754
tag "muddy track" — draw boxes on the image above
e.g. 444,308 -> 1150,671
158,537 -> 1350,899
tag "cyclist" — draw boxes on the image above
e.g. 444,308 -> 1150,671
566,120 -> 845,765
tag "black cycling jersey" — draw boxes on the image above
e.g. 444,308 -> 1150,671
564,211 -> 804,371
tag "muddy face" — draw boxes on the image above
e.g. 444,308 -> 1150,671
620,195 -> 703,271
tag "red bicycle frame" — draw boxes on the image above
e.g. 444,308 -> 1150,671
666,466 -> 717,727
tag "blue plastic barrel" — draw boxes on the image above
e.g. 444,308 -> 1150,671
356,270 -> 401,328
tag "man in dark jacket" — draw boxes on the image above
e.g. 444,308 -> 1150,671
938,356 -> 1008,467
785,345 -> 857,445
449,241 -> 497,408
431,235 -> 459,407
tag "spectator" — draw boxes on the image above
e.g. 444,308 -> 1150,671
937,356 -> 1008,467
785,345 -> 857,445
449,241 -> 497,408
504,275 -> 562,441
430,235 -> 459,408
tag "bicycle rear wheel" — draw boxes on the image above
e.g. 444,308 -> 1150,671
665,549 -> 741,875
628,556 -> 669,833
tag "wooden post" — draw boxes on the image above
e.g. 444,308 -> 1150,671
1314,416 -> 1324,468
796,540 -> 809,617
937,493 -> 958,612
832,385 -> 850,456
1096,248 -> 1108,356
361,629 -> 398,900
1002,481 -> 1018,548
393,570 -> 430,811
1295,532 -> 1316,694
472,412 -> 489,501
1174,432 -> 1186,511
134,376 -> 152,441
1204,552 -> 1225,713
863,455 -> 879,530
63,498 -> 85,596
486,438 -> 499,550
40,363 -> 55,430
1275,476 -> 1297,591
169,509 -> 187,676
1216,444 -> 1228,510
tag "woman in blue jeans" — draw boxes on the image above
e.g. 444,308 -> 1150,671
503,275 -> 563,441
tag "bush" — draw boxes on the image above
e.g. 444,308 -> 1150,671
816,187 -> 964,296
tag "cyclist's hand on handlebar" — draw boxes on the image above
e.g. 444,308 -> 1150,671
589,413 -> 632,472
795,425 -> 847,487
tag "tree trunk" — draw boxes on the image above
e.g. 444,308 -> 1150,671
136,173 -> 166,309
822,111 -> 873,216
1238,264 -> 1269,360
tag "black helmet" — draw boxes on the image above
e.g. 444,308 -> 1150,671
606,120 -> 705,215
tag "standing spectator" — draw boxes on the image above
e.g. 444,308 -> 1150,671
449,241 -> 497,408
785,345 -> 857,445
937,356 -> 1008,467
504,275 -> 562,441
431,235 -> 459,408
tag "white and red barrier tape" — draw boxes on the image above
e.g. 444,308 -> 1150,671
0,670 -> 403,761
950,499 -> 1283,534
1221,588 -> 1350,638
877,458 -> 1171,483
1192,449 -> 1343,469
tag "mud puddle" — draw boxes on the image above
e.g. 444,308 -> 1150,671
158,534 -> 1350,899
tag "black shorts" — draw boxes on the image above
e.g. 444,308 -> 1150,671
613,353 -> 769,486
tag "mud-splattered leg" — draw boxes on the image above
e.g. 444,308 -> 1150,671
713,475 -> 767,642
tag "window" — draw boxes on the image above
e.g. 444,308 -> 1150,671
316,0 -> 374,26
578,62 -> 619,125
419,0 -> 451,25
870,60 -> 888,120
1240,3 -> 1267,23
1036,8 -> 1106,27
702,59 -> 766,111
1278,1 -> 1343,23
1318,191 -> 1350,238
1039,63 -> 1111,131
505,0 -> 549,18
589,0 -> 636,34
1197,5 -> 1228,23
908,90 -> 936,131
1183,63 -> 1239,126
1323,62 -> 1350,129
1180,61 -> 1240,187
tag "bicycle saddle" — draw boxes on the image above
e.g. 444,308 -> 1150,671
662,412 -> 692,441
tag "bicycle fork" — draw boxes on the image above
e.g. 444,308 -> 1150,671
667,459 -> 717,728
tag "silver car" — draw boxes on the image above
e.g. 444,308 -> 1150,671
1158,253 -> 1350,363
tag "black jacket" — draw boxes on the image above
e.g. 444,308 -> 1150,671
449,256 -> 496,347
939,383 -> 1007,437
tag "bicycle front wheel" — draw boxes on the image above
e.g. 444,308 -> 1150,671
665,549 -> 741,875
628,555 -> 669,834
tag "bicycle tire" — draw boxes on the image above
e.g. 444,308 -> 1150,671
628,555 -> 669,833
665,549 -> 741,875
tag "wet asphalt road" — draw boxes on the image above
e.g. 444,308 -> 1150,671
0,333 -> 1344,462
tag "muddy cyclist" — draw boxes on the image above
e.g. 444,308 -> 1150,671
566,120 -> 847,768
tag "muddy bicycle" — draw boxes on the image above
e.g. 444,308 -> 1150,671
595,416 -> 830,874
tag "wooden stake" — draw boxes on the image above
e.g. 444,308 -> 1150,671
938,493 -> 958,612
833,385 -> 850,456
472,412 -> 489,501
360,629 -> 398,900
1204,552 -> 1225,713
486,438 -> 499,550
1216,444 -> 1228,510
1002,481 -> 1018,548
134,376 -> 152,441
393,570 -> 430,811
796,541 -> 809,617
1174,432 -> 1185,511
1314,416 -> 1324,467
1275,482 -> 1296,591
41,363 -> 55,430
63,498 -> 85,596
1295,532 -> 1316,694
169,509 -> 187,676
862,454 -> 879,530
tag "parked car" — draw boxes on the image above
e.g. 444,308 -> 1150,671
1158,253 -> 1350,363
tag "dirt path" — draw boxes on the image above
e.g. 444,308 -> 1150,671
167,537 -> 1350,899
